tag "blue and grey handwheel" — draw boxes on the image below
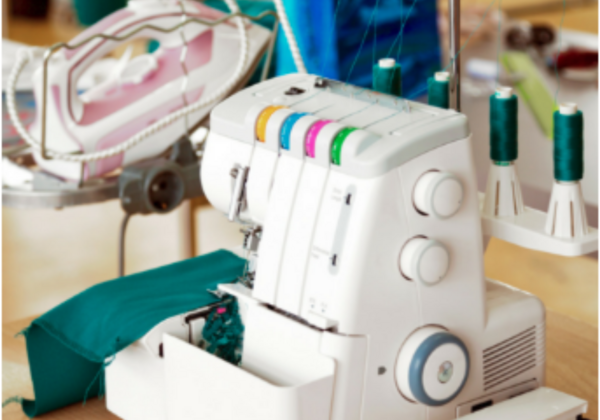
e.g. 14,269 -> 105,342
396,327 -> 469,406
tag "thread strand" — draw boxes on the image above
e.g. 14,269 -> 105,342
553,0 -> 567,104
346,1 -> 379,83
409,0 -> 498,100
324,0 -> 343,74
386,0 -> 420,59
2,396 -> 22,408
496,0 -> 503,86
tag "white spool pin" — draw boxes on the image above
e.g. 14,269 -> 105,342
495,86 -> 513,99
559,102 -> 578,115
378,58 -> 396,68
434,72 -> 450,82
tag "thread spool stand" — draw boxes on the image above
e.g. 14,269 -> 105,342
483,86 -> 525,217
545,103 -> 589,239
428,71 -> 450,109
372,58 -> 402,97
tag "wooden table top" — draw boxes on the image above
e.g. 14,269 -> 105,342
2,309 -> 597,420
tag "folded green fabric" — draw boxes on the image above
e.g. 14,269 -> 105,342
17,249 -> 246,418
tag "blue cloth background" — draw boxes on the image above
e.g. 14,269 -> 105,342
275,0 -> 441,99
202,0 -> 441,97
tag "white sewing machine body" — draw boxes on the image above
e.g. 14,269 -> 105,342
28,0 -> 270,182
105,74 -> 589,420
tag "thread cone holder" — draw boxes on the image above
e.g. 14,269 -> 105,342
545,181 -> 589,239
545,103 -> 589,239
483,163 -> 525,217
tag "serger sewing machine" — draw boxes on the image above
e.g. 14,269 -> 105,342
105,73 -> 597,420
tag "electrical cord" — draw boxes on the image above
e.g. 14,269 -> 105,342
118,213 -> 131,277
5,0 -> 248,163
272,0 -> 307,73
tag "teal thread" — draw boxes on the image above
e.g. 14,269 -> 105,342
346,0 -> 379,83
373,0 -> 379,66
386,0 -> 420,58
14,326 -> 30,338
82,341 -> 118,405
554,110 -> 584,182
397,0 -> 404,60
427,77 -> 449,108
325,0 -> 343,72
2,396 -> 22,408
490,93 -> 518,162
554,0 -> 566,104
379,0 -> 419,94
201,299 -> 244,365
408,0 -> 498,101
98,353 -> 116,399
373,62 -> 402,96
446,0 -> 498,73
496,0 -> 503,86
395,0 -> 420,60
82,364 -> 103,406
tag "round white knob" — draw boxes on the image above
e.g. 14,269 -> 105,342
396,326 -> 469,406
400,237 -> 449,285
413,171 -> 464,219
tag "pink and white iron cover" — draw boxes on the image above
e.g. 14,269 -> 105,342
28,0 -> 271,181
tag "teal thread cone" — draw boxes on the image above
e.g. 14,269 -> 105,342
427,73 -> 450,109
373,58 -> 402,97
490,88 -> 518,163
554,106 -> 584,182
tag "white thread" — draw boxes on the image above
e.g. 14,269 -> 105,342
6,0 -> 248,163
273,0 -> 307,73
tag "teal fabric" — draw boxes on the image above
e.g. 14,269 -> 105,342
19,249 -> 246,418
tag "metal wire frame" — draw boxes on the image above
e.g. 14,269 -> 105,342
448,0 -> 461,111
38,9 -> 280,160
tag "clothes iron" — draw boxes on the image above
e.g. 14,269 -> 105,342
6,0 -> 272,182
